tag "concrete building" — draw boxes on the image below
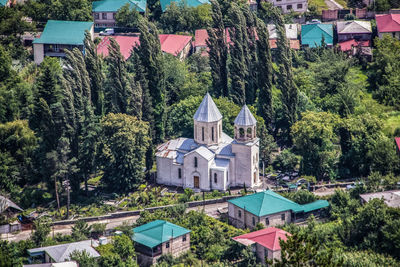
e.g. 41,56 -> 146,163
261,0 -> 307,13
233,227 -> 291,264
337,20 -> 372,42
228,190 -> 329,229
132,220 -> 191,266
92,0 -> 146,30
33,20 -> 94,64
27,240 -> 100,264
156,93 -> 260,191
376,14 -> 400,40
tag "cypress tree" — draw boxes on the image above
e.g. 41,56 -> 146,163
135,18 -> 165,144
229,3 -> 247,106
256,19 -> 273,131
274,10 -> 298,142
84,32 -> 104,116
207,0 -> 228,97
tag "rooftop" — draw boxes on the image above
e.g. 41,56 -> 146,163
301,23 -> 333,47
267,24 -> 298,39
395,137 -> 400,152
92,0 -> 146,13
0,195 -> 23,213
233,227 -> 290,251
133,220 -> 191,248
337,20 -> 372,34
160,0 -> 209,12
228,190 -> 329,217
28,240 -> 100,263
376,14 -> 400,33
234,105 -> 257,126
33,20 -> 93,45
23,262 -> 78,267
193,93 -> 223,122
360,190 -> 400,208
97,34 -> 192,60
338,39 -> 370,52
269,39 -> 300,50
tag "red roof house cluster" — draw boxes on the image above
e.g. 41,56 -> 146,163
97,34 -> 193,60
376,14 -> 400,34
338,39 -> 370,52
232,227 -> 290,251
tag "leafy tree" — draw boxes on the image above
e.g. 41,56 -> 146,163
207,0 -> 228,97
282,190 -> 316,204
292,111 -> 340,180
112,235 -> 135,260
70,250 -> 99,267
272,149 -> 299,173
71,220 -> 92,241
115,3 -> 140,28
31,218 -> 51,246
99,113 -> 151,192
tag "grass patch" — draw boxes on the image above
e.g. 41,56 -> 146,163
308,0 -> 328,14
382,111 -> 400,136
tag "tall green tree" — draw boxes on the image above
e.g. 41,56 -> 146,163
228,3 -> 247,105
207,0 -> 228,97
135,18 -> 165,143
256,19 -> 273,131
99,113 -> 151,192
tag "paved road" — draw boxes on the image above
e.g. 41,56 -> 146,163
325,0 -> 343,9
1,203 -> 228,242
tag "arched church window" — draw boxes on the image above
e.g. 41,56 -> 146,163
202,127 -> 204,141
194,157 -> 198,168
178,168 -> 182,179
214,173 -> 217,183
212,126 -> 214,141
247,128 -> 252,138
239,128 -> 245,138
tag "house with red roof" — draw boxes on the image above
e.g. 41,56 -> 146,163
97,34 -> 192,60
232,227 -> 291,263
395,137 -> 400,153
376,14 -> 400,40
194,29 -> 232,54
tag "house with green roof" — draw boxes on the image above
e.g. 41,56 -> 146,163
132,220 -> 191,266
301,23 -> 333,48
228,190 -> 329,229
160,0 -> 209,12
92,0 -> 146,30
33,20 -> 94,64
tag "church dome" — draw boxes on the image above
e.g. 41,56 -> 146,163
193,93 -> 223,122
234,105 -> 257,126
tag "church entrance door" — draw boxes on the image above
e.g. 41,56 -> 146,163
194,176 -> 200,188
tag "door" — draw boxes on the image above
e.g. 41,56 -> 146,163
194,176 -> 200,188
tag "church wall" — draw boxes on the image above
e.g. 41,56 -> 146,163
183,152 -> 212,190
232,143 -> 253,188
210,169 -> 226,191
156,157 -> 184,187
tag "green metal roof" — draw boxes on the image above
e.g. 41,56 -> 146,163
160,0 -> 209,12
301,200 -> 329,213
92,0 -> 146,13
228,190 -> 304,217
132,220 -> 191,248
33,20 -> 93,45
301,23 -> 333,48
228,190 -> 330,217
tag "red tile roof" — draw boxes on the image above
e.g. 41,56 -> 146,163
97,34 -> 192,60
395,137 -> 400,152
338,39 -> 370,52
232,227 -> 291,251
269,39 -> 300,50
376,14 -> 400,33
194,28 -> 233,48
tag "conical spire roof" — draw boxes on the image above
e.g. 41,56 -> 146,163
193,93 -> 223,122
234,105 -> 257,126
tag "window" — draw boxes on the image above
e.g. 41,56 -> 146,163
239,128 -> 245,138
202,127 -> 204,141
194,157 -> 198,168
252,217 -> 256,226
247,128 -> 252,138
54,44 -> 59,52
102,13 -> 107,19
182,235 -> 187,242
94,13 -> 99,19
297,3 -> 303,9
166,242 -> 170,248
178,168 -> 182,179
212,126 -> 214,141
265,218 -> 269,225
287,4 -> 292,10
281,214 -> 285,221
214,173 -> 217,183
238,210 -> 242,218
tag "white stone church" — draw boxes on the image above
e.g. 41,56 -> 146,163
156,93 -> 260,191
